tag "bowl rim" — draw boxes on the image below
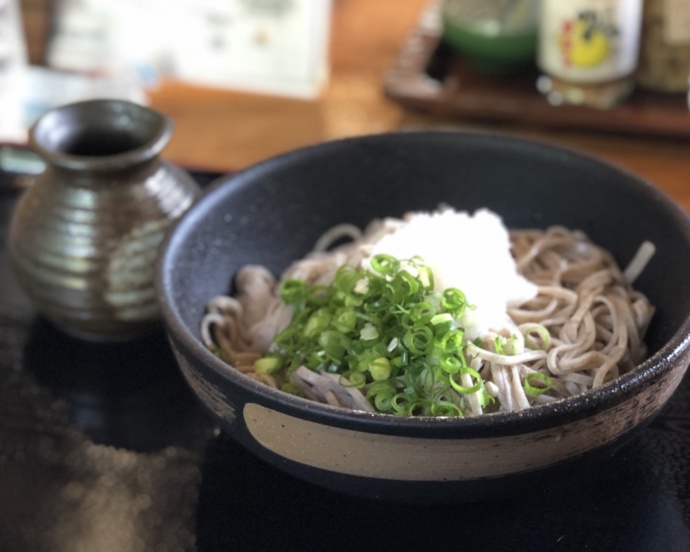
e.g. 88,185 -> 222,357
156,129 -> 690,434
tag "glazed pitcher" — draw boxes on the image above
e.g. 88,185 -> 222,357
8,99 -> 201,340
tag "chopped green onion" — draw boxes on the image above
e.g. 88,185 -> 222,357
370,254 -> 400,275
523,325 -> 550,350
308,284 -> 331,305
402,326 -> 434,355
430,312 -> 453,325
334,266 -> 360,292
303,309 -> 331,337
369,357 -> 392,381
387,337 -> 399,352
440,355 -> 462,374
431,312 -> 455,336
341,371 -> 366,388
504,336 -> 520,355
391,393 -> 411,414
430,400 -> 463,417
333,309 -> 356,333
391,351 -> 408,368
495,335 -> 520,356
417,265 -> 434,290
494,336 -> 505,355
439,329 -> 464,354
257,254 -> 480,417
395,270 -> 420,299
479,388 -> 495,408
366,381 -> 396,412
319,331 -> 349,363
280,279 -> 307,303
441,287 -> 468,318
359,322 -> 379,341
353,278 -> 369,295
524,372 -> 553,395
281,382 -> 304,396
449,367 -> 482,394
411,301 -> 436,324
254,355 -> 282,375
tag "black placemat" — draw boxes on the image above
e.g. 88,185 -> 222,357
1,169 -> 689,552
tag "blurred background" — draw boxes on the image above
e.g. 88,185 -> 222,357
2,0 -> 688,207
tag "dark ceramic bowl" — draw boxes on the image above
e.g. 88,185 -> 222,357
156,131 -> 690,502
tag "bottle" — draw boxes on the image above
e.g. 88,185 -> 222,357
441,0 -> 540,75
536,0 -> 644,109
635,0 -> 690,93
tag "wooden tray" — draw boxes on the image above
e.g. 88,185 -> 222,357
384,6 -> 690,138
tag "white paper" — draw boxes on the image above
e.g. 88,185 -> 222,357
47,0 -> 333,99
169,0 -> 331,98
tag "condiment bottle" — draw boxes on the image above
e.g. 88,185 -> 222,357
441,0 -> 540,75
635,0 -> 690,93
536,0 -> 644,109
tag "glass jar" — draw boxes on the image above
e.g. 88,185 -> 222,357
441,0 -> 540,75
536,0 -> 643,109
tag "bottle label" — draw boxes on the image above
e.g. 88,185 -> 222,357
538,0 -> 643,83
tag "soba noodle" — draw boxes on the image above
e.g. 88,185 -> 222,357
200,212 -> 655,416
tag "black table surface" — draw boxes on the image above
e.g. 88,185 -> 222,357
1,169 -> 689,552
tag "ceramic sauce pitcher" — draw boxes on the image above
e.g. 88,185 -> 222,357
8,99 -> 201,340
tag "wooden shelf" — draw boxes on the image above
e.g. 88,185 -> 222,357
385,8 -> 690,138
